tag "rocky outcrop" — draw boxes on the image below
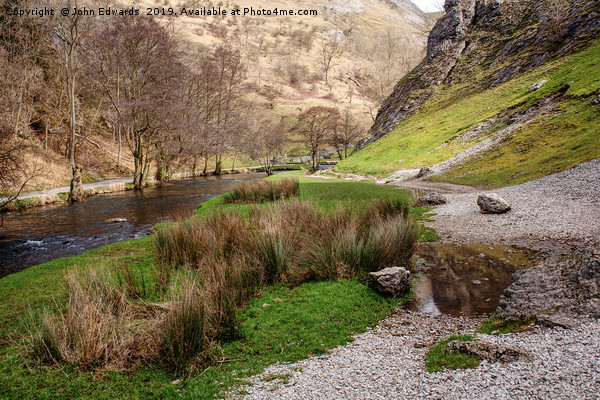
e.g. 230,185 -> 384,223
497,257 -> 600,324
477,193 -> 511,214
446,340 -> 533,363
355,0 -> 600,152
529,80 -> 547,92
367,266 -> 411,297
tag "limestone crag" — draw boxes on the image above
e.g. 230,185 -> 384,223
355,0 -> 600,151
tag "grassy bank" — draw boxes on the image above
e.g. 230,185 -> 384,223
0,172 -> 423,399
336,40 -> 600,188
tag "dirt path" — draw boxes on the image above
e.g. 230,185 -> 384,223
8,177 -> 133,201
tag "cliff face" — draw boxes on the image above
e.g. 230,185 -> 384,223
355,0 -> 600,151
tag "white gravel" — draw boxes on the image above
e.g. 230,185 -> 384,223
232,310 -> 600,399
424,159 -> 600,253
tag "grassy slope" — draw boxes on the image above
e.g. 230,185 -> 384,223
0,172 -> 414,400
336,40 -> 600,188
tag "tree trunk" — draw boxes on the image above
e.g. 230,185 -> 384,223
192,155 -> 198,178
214,155 -> 222,176
68,164 -> 85,202
155,162 -> 167,185
312,153 -> 318,171
202,156 -> 208,176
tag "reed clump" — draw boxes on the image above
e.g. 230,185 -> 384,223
22,196 -> 419,373
222,178 -> 299,203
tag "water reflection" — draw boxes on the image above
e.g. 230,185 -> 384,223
405,243 -> 538,317
0,173 -> 265,278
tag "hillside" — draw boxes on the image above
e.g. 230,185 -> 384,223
138,0 -> 433,149
336,0 -> 600,188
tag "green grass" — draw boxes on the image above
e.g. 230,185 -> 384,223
336,40 -> 600,188
477,316 -> 535,335
425,335 -> 480,373
0,173 -> 422,399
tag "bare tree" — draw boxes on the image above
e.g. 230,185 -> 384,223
319,35 -> 344,87
0,0 -> 52,209
246,118 -> 286,175
90,15 -> 185,189
293,106 -> 340,171
211,46 -> 247,176
330,109 -> 362,159
54,0 -> 97,201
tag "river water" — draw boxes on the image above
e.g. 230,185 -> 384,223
0,173 -> 265,278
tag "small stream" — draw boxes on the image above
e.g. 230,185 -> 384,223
0,173 -> 265,278
406,243 -> 539,317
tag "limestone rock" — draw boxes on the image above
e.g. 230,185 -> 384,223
416,192 -> 447,206
416,166 -> 431,178
528,80 -> 547,92
446,340 -> 532,363
497,257 -> 600,323
477,193 -> 511,214
368,267 -> 411,297
106,217 -> 127,223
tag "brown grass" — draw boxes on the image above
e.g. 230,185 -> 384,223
22,268 -> 139,371
222,178 -> 299,204
22,196 -> 419,373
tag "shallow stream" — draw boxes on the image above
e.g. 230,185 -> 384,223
0,173 -> 265,278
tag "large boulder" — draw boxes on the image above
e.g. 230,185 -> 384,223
416,192 -> 447,206
416,166 -> 431,178
477,193 -> 511,214
367,267 -> 411,297
528,80 -> 547,92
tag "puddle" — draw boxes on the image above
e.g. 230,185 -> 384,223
405,243 -> 539,317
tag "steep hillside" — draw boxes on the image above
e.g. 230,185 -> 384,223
337,0 -> 600,188
136,0 -> 433,138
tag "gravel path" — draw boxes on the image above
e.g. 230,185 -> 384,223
233,310 -> 600,399
422,159 -> 600,254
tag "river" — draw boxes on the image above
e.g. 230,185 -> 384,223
0,173 -> 265,278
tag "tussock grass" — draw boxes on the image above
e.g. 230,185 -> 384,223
22,268 -> 138,371
223,178 -> 299,203
159,275 -> 209,371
